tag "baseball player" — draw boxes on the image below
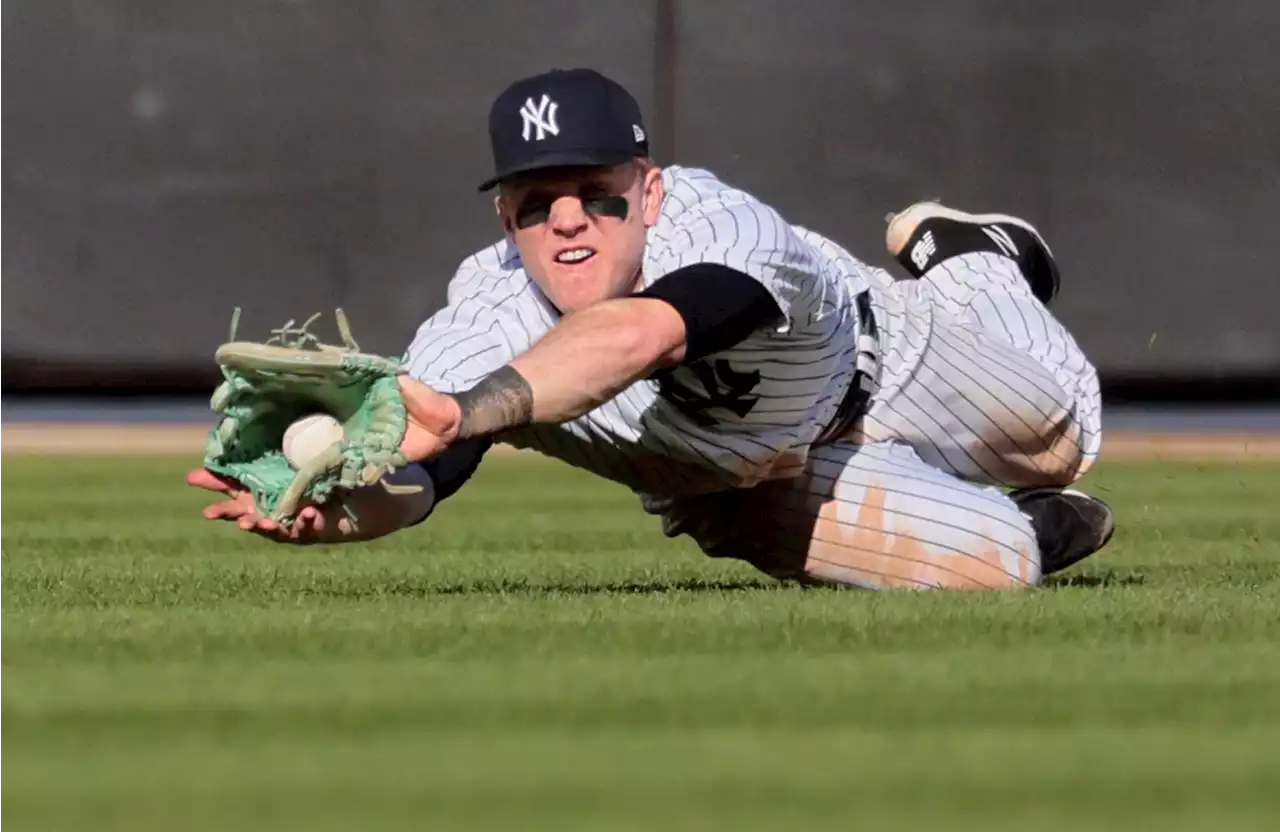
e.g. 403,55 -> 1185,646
189,67 -> 1114,590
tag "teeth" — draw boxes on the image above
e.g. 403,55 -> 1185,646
557,248 -> 593,263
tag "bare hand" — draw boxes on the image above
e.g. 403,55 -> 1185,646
186,469 -> 348,544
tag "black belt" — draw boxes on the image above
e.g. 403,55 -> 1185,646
814,289 -> 879,446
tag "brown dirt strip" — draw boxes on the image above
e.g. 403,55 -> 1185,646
0,423 -> 533,458
1100,433 -> 1280,462
3,423 -> 215,455
4,422 -> 1280,462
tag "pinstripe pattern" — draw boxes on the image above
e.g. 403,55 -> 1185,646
404,165 -> 1103,589
405,165 -> 873,496
645,440 -> 1040,590
853,252 -> 1102,487
644,248 -> 1101,587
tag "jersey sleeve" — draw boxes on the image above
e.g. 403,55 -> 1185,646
647,195 -> 831,337
402,295 -> 518,394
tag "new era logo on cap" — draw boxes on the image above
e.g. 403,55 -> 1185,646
479,68 -> 650,191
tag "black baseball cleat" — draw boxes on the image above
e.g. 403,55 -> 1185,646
884,201 -> 1061,305
1011,487 -> 1116,576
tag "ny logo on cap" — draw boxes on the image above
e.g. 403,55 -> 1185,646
520,94 -> 559,141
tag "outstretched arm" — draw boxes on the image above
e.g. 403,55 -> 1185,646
397,263 -> 784,455
454,296 -> 687,437
192,297 -> 684,544
396,297 -> 683,455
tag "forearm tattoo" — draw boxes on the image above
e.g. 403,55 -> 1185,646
451,366 -> 534,439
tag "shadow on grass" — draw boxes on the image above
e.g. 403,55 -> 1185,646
288,575 -> 792,601
301,570 -> 1145,601
1042,569 -> 1146,589
428,576 -> 782,597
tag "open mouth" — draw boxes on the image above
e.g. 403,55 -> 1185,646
555,247 -> 596,265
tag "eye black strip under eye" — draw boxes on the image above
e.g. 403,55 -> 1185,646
585,195 -> 628,220
515,194 -> 629,229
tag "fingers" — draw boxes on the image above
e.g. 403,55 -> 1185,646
299,506 -> 326,533
239,513 -> 274,532
187,469 -> 245,495
203,498 -> 253,521
240,505 -> 327,544
197,483 -> 335,544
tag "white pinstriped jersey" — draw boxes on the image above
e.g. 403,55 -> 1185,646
405,165 -> 881,497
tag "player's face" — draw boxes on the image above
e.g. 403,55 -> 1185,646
497,161 -> 664,313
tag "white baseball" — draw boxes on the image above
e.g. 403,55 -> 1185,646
282,413 -> 345,470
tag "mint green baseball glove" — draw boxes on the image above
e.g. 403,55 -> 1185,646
203,308 -> 418,525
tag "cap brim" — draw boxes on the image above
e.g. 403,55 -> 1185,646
478,149 -> 637,191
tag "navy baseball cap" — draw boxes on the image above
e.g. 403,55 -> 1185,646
478,68 -> 650,191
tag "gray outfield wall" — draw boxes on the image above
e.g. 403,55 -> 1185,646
5,1 -> 1277,388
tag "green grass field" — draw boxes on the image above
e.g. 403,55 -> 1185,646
4,454 -> 1280,831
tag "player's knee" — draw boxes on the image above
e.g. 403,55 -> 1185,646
1029,439 -> 1088,487
988,411 -> 1092,488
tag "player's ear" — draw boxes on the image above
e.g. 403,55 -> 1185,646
639,162 -> 664,227
494,194 -> 515,235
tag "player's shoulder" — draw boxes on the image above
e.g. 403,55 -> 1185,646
649,164 -> 800,259
661,165 -> 875,270
445,239 -> 543,310
657,164 -> 778,220
449,239 -> 519,288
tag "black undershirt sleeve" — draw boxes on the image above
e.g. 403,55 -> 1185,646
634,263 -> 784,363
